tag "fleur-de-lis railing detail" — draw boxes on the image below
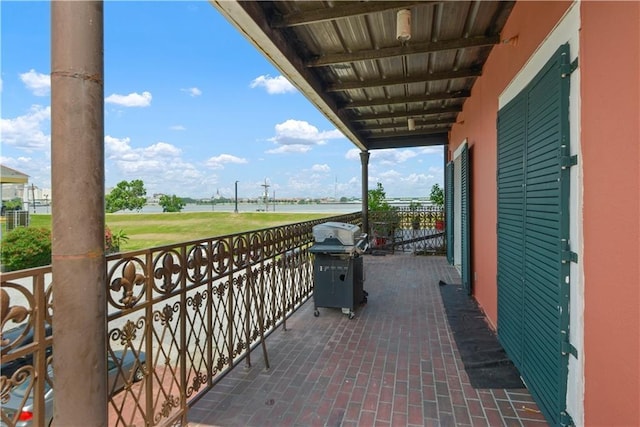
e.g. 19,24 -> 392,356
154,252 -> 182,293
0,288 -> 29,348
155,395 -> 180,422
190,292 -> 204,311
160,304 -> 174,325
110,261 -> 146,309
213,282 -> 228,299
186,371 -> 207,396
120,320 -> 138,345
214,356 -> 228,374
212,240 -> 231,274
187,245 -> 208,283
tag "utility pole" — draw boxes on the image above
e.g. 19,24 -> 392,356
234,181 -> 239,213
261,179 -> 270,212
31,183 -> 36,213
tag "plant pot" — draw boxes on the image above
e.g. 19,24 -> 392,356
435,220 -> 444,231
375,237 -> 387,246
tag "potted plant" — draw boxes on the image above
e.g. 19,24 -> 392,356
368,182 -> 398,246
430,184 -> 445,231
408,201 -> 422,230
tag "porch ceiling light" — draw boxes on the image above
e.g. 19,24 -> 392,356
408,118 -> 416,131
396,9 -> 412,42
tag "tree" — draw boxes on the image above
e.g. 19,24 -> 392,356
430,183 -> 444,207
159,194 -> 185,213
106,179 -> 147,213
367,182 -> 391,211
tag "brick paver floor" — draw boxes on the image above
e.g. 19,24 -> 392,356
188,254 -> 547,427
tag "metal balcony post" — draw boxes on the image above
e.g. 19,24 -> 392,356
360,151 -> 370,237
51,1 -> 107,426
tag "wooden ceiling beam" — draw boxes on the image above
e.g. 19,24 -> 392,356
365,133 -> 449,149
341,90 -> 470,110
269,1 -> 431,28
306,36 -> 499,67
359,118 -> 456,131
366,128 -> 452,139
327,69 -> 481,92
353,106 -> 462,122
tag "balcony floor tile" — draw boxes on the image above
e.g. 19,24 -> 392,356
188,254 -> 546,426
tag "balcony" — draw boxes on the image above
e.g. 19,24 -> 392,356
0,211 -> 545,426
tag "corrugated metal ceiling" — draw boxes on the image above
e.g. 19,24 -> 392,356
213,1 -> 514,151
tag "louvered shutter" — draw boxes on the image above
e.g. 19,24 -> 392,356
445,161 -> 454,264
497,44 -> 573,426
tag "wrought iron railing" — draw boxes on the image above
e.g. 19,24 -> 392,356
0,212 -> 361,427
369,206 -> 446,254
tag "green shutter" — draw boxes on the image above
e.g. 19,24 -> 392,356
461,145 -> 471,295
497,44 -> 573,427
497,93 -> 527,366
445,162 -> 454,264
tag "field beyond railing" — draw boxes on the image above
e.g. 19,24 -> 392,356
0,212 -> 361,426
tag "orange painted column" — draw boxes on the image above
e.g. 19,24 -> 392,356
581,2 -> 640,426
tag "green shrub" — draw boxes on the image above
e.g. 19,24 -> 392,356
105,226 -> 129,253
1,227 -> 52,271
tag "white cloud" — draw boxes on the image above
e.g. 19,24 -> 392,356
250,75 -> 296,94
205,154 -> 248,169
170,125 -> 186,131
420,146 -> 444,155
105,91 -> 152,107
379,170 -> 402,180
104,134 -> 208,194
402,173 -> 431,184
372,149 -> 418,165
267,119 -> 343,154
144,142 -> 182,158
105,135 -> 133,158
266,144 -> 312,154
0,105 -> 51,151
181,87 -> 202,97
345,148 -> 361,161
20,69 -> 50,96
105,136 -> 182,164
311,164 -> 330,173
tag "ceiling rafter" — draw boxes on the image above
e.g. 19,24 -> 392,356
341,90 -> 470,110
367,128 -> 452,139
359,118 -> 456,131
306,36 -> 499,67
365,133 -> 449,149
353,106 -> 462,122
269,1 -> 432,28
327,69 -> 481,92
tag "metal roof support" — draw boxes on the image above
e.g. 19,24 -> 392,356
51,2 -> 107,425
360,151 -> 370,240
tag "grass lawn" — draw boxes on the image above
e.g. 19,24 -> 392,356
28,212 -> 338,251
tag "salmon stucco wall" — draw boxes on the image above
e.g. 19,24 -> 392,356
448,1 -> 571,323
581,3 -> 640,426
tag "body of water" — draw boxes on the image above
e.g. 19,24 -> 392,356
31,202 -> 363,215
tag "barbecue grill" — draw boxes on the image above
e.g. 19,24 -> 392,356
309,222 -> 368,319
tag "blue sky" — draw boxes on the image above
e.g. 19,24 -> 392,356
1,1 -> 444,200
